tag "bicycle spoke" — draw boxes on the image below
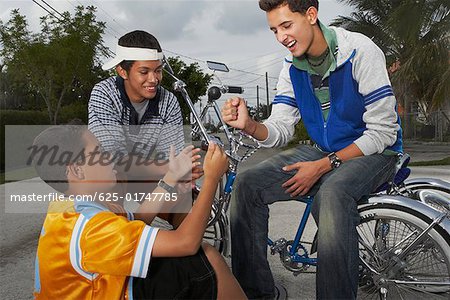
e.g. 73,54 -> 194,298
395,282 -> 450,299
358,220 -> 387,270
358,208 -> 450,299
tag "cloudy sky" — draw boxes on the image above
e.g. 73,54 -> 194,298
2,0 -> 353,107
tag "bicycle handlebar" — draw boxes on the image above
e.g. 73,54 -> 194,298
225,85 -> 244,94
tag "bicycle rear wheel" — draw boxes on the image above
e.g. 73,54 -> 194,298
399,181 -> 450,212
357,204 -> 450,299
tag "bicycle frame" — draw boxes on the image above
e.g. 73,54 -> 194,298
163,59 -> 259,227
267,196 -> 318,271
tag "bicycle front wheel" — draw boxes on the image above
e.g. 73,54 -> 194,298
203,212 -> 228,255
192,186 -> 229,255
357,204 -> 450,299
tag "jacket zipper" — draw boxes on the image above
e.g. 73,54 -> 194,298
308,75 -> 331,151
323,77 -> 331,151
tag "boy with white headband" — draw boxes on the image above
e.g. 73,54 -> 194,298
89,30 -> 186,174
89,30 -> 198,226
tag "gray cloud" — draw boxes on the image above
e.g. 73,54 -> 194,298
2,0 -> 353,108
213,1 -> 268,35
91,1 -> 206,41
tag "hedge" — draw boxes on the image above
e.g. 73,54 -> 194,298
0,102 -> 88,172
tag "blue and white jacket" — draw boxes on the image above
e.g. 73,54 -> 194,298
261,26 -> 403,155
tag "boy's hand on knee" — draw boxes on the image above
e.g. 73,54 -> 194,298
282,159 -> 328,196
203,143 -> 228,182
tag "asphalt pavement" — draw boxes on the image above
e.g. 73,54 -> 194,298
1,142 -> 449,299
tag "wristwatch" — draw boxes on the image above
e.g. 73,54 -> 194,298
158,179 -> 177,193
327,152 -> 342,169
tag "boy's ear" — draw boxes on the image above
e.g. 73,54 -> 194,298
116,65 -> 128,80
306,6 -> 318,25
67,164 -> 85,180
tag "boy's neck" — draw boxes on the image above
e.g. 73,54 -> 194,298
124,81 -> 145,103
306,25 -> 328,58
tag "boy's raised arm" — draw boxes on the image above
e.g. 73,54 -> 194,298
150,143 -> 228,257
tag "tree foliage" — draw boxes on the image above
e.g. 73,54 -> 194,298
1,8 -> 213,125
161,56 -> 213,124
0,6 -> 109,124
331,0 -> 449,123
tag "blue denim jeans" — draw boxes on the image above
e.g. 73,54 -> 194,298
230,145 -> 397,299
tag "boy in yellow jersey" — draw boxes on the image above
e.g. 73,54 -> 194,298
32,125 -> 246,299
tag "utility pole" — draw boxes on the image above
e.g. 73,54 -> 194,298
256,85 -> 260,121
265,72 -> 270,117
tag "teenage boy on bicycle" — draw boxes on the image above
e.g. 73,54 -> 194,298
32,125 -> 246,299
221,0 -> 403,298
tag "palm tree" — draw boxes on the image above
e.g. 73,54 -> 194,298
331,0 -> 449,138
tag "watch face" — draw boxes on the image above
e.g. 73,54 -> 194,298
334,160 -> 341,168
328,152 -> 341,169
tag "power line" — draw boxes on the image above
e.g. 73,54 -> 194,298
234,76 -> 266,86
164,49 -> 278,80
39,0 -> 65,19
228,48 -> 286,66
237,55 -> 281,72
31,1 -> 279,80
164,49 -> 207,64
241,56 -> 284,73
31,0 -> 115,57
228,67 -> 278,80
31,0 -> 61,21
91,0 -> 129,35
65,0 -> 120,40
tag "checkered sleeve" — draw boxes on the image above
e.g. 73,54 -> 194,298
155,89 -> 185,158
88,80 -> 128,157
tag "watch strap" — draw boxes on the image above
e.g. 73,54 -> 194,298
158,179 -> 177,193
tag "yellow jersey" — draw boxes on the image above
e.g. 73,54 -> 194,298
34,199 -> 159,299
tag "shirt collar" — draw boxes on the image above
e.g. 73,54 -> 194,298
115,76 -> 160,125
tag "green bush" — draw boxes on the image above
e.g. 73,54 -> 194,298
285,121 -> 311,148
0,110 -> 48,172
59,101 -> 88,124
0,110 -> 49,125
0,104 -> 88,172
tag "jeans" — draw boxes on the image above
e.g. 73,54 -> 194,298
230,145 -> 397,299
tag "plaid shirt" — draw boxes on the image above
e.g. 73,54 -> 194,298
88,76 -> 184,161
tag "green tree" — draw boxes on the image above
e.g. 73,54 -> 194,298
331,0 -> 449,137
161,56 -> 213,124
0,6 -> 109,124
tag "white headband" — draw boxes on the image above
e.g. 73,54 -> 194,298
102,45 -> 164,70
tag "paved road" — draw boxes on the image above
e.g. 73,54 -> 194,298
1,143 -> 449,299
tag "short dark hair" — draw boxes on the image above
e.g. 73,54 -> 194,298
259,0 -> 319,14
31,125 -> 87,193
118,30 -> 162,71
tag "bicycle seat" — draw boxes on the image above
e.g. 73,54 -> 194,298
374,153 -> 411,193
